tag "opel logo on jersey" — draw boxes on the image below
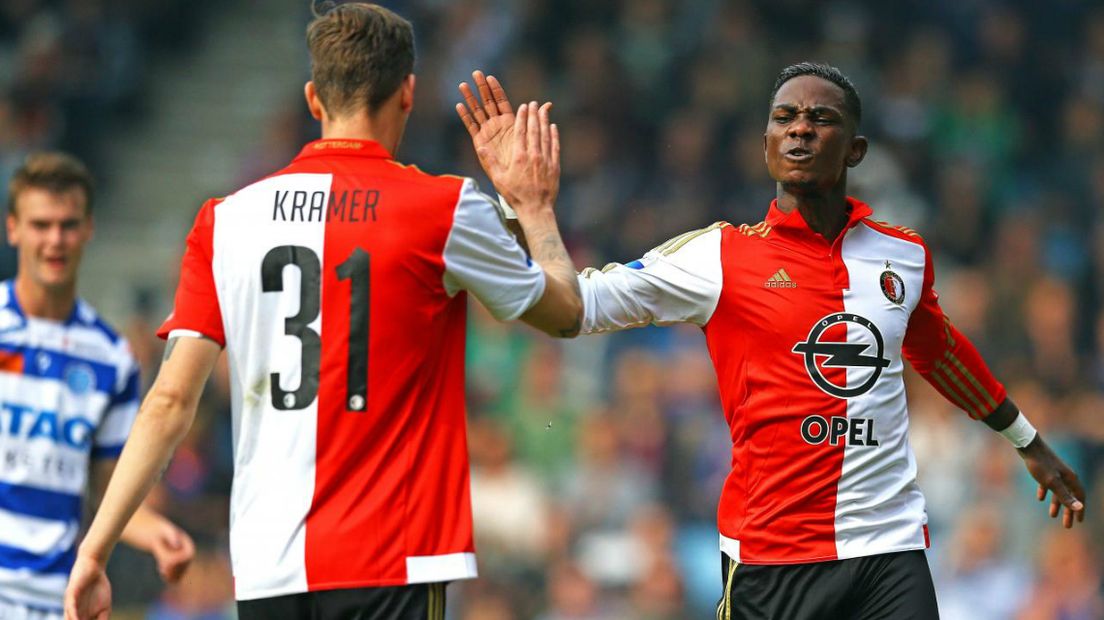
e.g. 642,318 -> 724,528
791,313 -> 891,398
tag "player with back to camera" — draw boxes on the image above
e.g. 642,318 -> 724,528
455,63 -> 1085,619
0,152 -> 193,619
64,3 -> 579,620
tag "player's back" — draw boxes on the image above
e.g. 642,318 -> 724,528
159,139 -> 538,599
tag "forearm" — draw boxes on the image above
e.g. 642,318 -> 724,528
905,318 -> 1006,420
79,390 -> 196,563
516,206 -> 582,337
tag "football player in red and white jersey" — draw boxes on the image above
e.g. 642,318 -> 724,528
64,4 -> 580,620
457,63 -> 1086,619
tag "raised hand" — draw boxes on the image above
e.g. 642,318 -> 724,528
456,71 -> 515,180
456,72 -> 560,212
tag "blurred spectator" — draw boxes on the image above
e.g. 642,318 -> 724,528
1017,529 -> 1104,620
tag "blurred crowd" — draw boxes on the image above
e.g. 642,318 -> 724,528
5,0 -> 1104,618
0,0 -> 217,277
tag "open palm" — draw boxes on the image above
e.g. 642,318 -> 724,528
456,71 -> 519,186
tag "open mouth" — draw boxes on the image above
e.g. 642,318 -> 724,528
785,146 -> 813,161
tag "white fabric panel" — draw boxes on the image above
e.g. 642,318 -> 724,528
0,570 -> 66,616
578,226 -> 724,333
405,552 -> 478,584
0,376 -> 101,498
835,224 -> 929,560
719,533 -> 741,563
0,509 -> 77,555
442,179 -> 546,321
212,174 -> 330,599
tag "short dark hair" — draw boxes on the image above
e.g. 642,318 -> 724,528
306,2 -> 415,117
769,62 -> 862,128
7,152 -> 94,216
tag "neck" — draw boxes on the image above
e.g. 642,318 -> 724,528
321,108 -> 404,155
774,181 -> 850,241
14,276 -> 75,321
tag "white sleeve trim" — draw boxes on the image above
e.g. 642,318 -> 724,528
579,225 -> 724,333
442,179 -> 546,321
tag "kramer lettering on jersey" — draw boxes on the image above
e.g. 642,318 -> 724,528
272,189 -> 380,223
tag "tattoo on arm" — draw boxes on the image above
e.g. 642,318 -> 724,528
163,334 -> 220,362
162,338 -> 180,362
529,227 -> 582,337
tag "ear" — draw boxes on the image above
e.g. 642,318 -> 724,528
762,132 -> 768,165
846,135 -> 868,168
399,74 -> 415,113
304,81 -> 325,121
6,213 -> 16,246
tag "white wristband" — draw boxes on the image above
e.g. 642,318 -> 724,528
496,194 -> 517,220
999,412 -> 1038,449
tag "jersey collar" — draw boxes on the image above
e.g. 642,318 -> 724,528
294,139 -> 393,161
764,196 -> 873,245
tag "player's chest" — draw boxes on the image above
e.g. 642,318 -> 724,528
0,327 -> 116,439
718,231 -> 924,355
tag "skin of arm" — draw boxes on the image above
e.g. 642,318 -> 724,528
456,72 -> 581,338
982,397 -> 1085,527
88,460 -> 195,583
65,336 -> 222,620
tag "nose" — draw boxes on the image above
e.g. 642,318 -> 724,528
787,115 -> 815,139
45,225 -> 65,247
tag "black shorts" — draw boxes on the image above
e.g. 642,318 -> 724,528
237,583 -> 447,620
716,550 -> 939,620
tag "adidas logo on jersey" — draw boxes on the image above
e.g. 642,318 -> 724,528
765,268 -> 797,288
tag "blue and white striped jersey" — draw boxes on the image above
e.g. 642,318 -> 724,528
0,280 -> 139,613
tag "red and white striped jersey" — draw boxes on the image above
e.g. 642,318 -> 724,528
579,197 -> 1005,565
158,139 -> 545,600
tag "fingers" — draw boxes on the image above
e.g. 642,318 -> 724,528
539,102 -> 552,161
458,82 -> 486,124
455,103 -> 479,138
487,75 -> 513,114
514,102 -> 528,154
474,71 -> 498,117
1037,484 -> 1046,502
527,100 -> 540,157
551,123 -> 560,171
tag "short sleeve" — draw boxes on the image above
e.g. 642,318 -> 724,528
91,356 -> 140,459
579,224 -> 725,333
441,179 -> 546,321
157,199 -> 226,346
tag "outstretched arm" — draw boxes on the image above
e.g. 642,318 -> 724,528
456,72 -> 580,338
65,336 -> 221,620
903,249 -> 1085,528
456,71 -> 723,335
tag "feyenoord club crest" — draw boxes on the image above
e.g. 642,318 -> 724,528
879,261 -> 905,305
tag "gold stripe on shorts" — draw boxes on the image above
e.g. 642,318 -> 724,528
717,557 -> 738,620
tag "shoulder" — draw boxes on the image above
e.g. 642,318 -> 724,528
859,218 -> 927,248
384,160 -> 468,195
70,301 -> 135,368
649,221 -> 731,258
